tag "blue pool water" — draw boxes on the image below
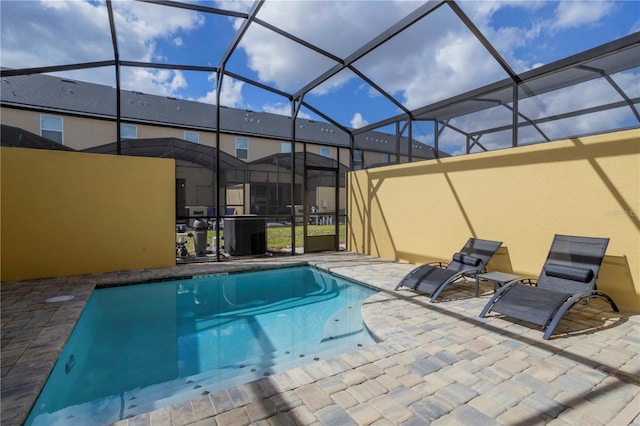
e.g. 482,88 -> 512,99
26,266 -> 377,425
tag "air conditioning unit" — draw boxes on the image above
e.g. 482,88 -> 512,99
223,216 -> 266,256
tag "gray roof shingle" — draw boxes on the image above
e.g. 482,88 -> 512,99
1,73 -> 437,158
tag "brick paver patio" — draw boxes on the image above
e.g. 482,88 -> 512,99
1,252 -> 638,425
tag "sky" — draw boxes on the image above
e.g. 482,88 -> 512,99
1,0 -> 639,154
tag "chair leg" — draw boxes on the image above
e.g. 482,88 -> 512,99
543,297 -> 577,340
592,291 -> 619,312
394,266 -> 420,291
429,275 -> 462,302
542,291 -> 617,340
479,283 -> 514,318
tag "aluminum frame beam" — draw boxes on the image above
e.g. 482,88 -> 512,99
447,1 -> 521,84
137,0 -> 248,19
106,1 -> 121,154
1,1 -> 637,161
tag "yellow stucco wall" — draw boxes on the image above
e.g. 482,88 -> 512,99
1,147 -> 176,281
348,129 -> 640,312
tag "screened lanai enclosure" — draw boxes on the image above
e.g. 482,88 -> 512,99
1,0 -> 638,258
86,138 -> 352,254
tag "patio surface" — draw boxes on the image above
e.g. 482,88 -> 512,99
1,251 -> 639,426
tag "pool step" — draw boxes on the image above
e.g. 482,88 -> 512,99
30,332 -> 375,426
322,305 -> 366,342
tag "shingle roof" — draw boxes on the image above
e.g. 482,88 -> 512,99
249,151 -> 349,173
0,73 -> 438,158
83,137 -> 246,170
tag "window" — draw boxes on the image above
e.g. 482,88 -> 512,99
235,137 -> 248,159
184,131 -> 199,143
320,147 -> 330,158
40,115 -> 63,143
121,124 -> 137,139
281,142 -> 291,153
354,150 -> 363,169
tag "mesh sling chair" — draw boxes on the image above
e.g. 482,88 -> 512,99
394,238 -> 503,302
480,234 -> 618,340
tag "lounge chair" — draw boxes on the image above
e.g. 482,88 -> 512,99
480,234 -> 618,339
394,238 -> 503,302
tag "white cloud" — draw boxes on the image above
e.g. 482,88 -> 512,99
350,113 -> 369,129
195,75 -> 244,108
121,68 -> 187,96
229,1 -> 544,111
262,102 -> 311,119
1,1 -> 112,69
112,1 -> 204,61
226,1 -> 418,94
262,103 -> 292,116
0,0 -> 204,96
310,69 -> 354,97
551,1 -> 615,30
223,0 -> 630,137
237,24 -> 338,93
353,15 -> 507,110
520,78 -> 624,120
457,1 -> 617,72
243,1 -> 417,59
442,1 -> 547,72
214,0 -> 253,15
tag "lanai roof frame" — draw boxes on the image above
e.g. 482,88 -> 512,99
1,0 -> 637,153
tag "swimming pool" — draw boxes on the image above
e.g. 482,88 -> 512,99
26,266 -> 377,425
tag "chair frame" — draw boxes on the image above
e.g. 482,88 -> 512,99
480,234 -> 619,339
395,238 -> 503,302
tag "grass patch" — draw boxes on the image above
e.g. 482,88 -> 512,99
268,224 -> 346,249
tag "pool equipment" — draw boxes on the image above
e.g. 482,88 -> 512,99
192,218 -> 208,256
176,232 -> 190,258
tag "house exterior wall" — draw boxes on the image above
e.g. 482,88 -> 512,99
1,147 -> 175,281
315,186 -> 346,213
347,129 -> 640,312
0,106 -> 350,166
64,117 -> 116,150
1,108 -> 39,133
1,108 -> 117,149
176,160 -> 215,207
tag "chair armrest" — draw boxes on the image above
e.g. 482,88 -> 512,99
459,268 -> 482,278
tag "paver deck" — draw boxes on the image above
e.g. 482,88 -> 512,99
1,252 -> 639,425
